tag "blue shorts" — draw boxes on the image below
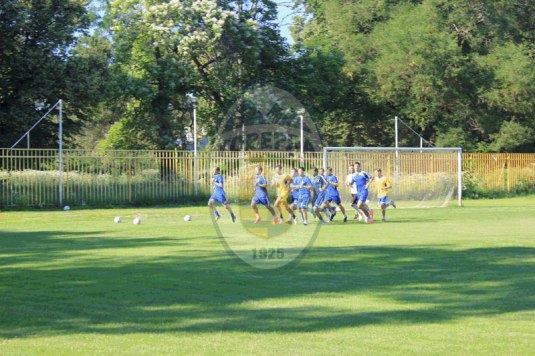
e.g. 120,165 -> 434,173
314,192 -> 325,208
357,190 -> 368,203
325,194 -> 341,205
252,196 -> 270,206
291,192 -> 299,204
298,195 -> 310,209
210,193 -> 227,204
378,196 -> 388,205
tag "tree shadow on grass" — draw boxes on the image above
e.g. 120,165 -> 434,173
0,230 -> 189,266
0,230 -> 534,337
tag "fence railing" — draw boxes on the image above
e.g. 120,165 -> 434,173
1,149 -> 534,207
463,153 -> 535,192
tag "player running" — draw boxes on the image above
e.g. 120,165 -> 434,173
319,167 -> 334,220
346,164 -> 365,221
289,168 -> 300,223
251,166 -> 279,224
273,165 -> 296,224
370,168 -> 396,222
323,167 -> 348,222
311,167 -> 329,225
294,167 -> 313,225
208,166 -> 236,223
352,162 -> 373,224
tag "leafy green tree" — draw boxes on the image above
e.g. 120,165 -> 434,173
0,0 -> 91,148
490,121 -> 534,153
101,0 -> 288,150
294,0 -> 535,151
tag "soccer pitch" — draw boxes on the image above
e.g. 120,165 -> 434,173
1,197 -> 534,355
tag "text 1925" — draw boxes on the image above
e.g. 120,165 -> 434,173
252,248 -> 284,259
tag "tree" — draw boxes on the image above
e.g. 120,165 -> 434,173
100,0 -> 289,150
0,0 -> 91,148
294,0 -> 535,151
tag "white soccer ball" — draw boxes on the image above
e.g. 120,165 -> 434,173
63,205 -> 70,211
114,216 -> 122,223
133,217 -> 141,225
184,215 -> 192,222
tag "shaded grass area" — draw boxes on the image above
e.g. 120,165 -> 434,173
1,196 -> 534,354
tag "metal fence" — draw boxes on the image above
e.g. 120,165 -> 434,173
1,148 -> 534,208
463,153 -> 535,191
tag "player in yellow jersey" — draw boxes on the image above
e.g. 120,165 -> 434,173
273,165 -> 296,224
370,168 -> 396,222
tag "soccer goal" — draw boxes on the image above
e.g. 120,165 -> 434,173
323,147 -> 463,208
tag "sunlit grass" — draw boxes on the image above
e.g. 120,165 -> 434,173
1,196 -> 534,354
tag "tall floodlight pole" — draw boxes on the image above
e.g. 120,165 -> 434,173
458,148 -> 463,206
7,99 -> 64,207
395,116 -> 399,149
187,93 -> 198,196
394,116 -> 399,196
59,99 -> 63,208
300,114 -> 304,164
193,100 -> 198,196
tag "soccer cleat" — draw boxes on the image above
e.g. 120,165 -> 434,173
303,221 -> 308,226
343,215 -> 347,223
390,200 -> 397,208
367,217 -> 374,224
358,214 -> 363,222
278,218 -> 284,224
231,214 -> 236,223
382,218 -> 386,223
254,216 -> 262,224
369,208 -> 374,219
272,217 -> 279,225
320,220 -> 326,225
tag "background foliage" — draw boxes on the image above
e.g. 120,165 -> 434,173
1,0 -> 533,151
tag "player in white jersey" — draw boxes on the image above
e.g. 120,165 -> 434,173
346,164 -> 364,221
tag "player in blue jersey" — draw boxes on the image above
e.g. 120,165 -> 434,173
288,168 -> 300,224
311,167 -> 329,225
251,165 -> 279,224
319,167 -> 334,220
208,166 -> 236,223
322,167 -> 348,222
293,167 -> 314,225
352,162 -> 373,223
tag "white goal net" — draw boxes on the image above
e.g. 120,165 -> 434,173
323,147 -> 462,208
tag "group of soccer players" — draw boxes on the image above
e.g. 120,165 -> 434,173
208,163 -> 396,225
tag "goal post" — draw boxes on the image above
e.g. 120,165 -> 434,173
9,99 -> 64,207
323,147 -> 463,207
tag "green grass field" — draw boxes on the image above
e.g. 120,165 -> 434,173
1,197 -> 535,355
